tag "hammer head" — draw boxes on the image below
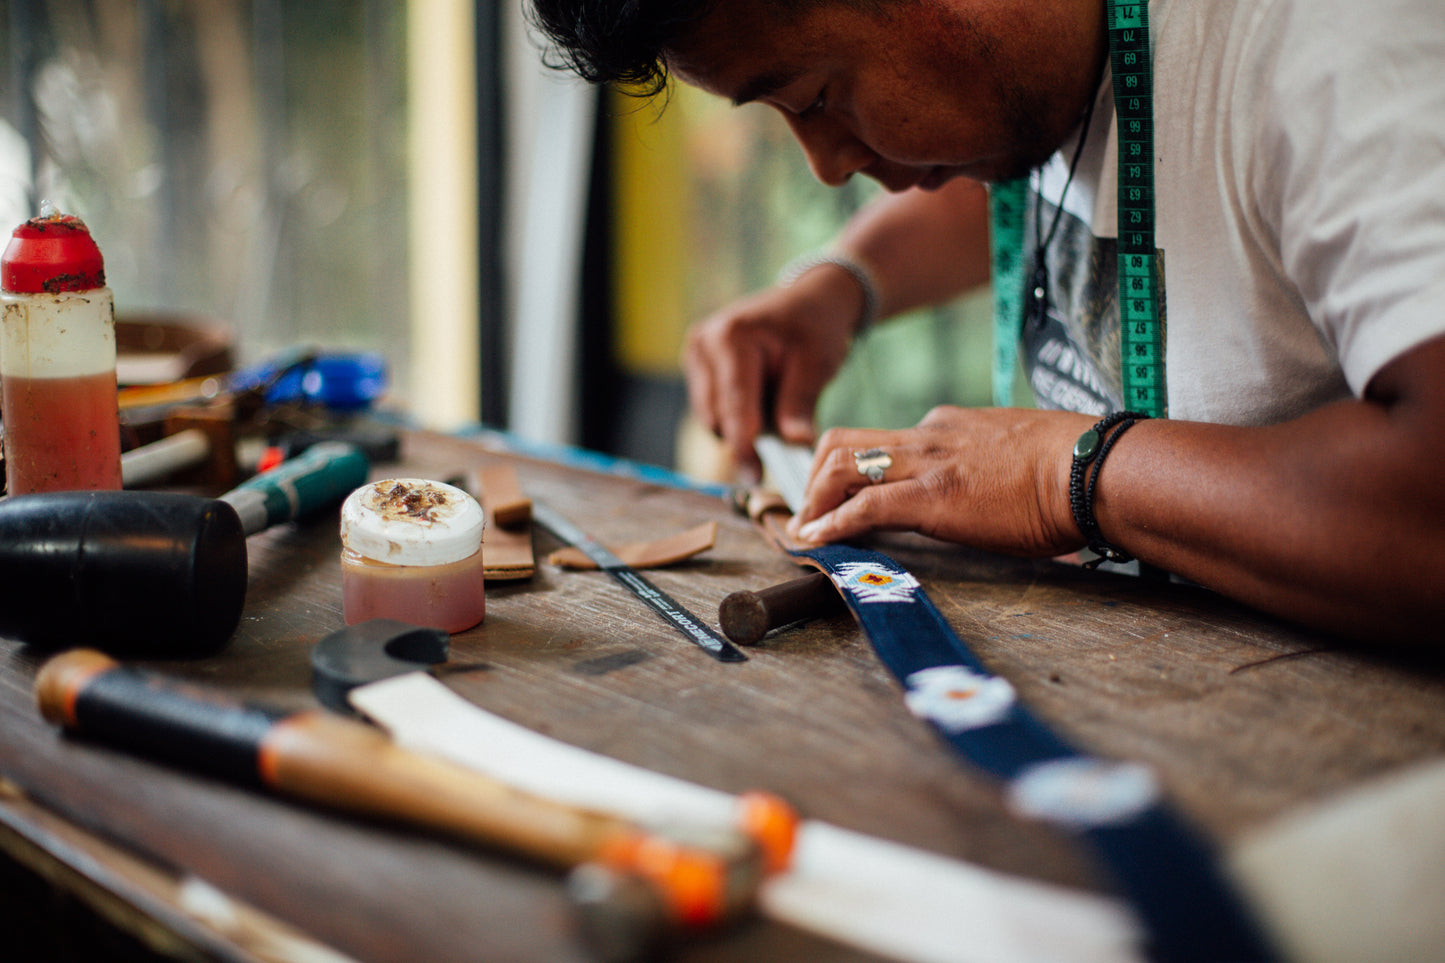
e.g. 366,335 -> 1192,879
568,825 -> 766,963
567,864 -> 670,963
310,618 -> 450,712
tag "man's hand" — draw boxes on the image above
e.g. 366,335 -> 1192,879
683,179 -> 995,480
784,334 -> 1445,646
682,263 -> 863,477
787,406 -> 1095,557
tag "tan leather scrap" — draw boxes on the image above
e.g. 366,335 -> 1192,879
547,521 -> 718,570
465,464 -> 535,581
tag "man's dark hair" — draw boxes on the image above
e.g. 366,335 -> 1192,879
527,0 -> 723,98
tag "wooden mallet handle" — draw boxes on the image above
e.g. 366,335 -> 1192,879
35,649 -> 619,866
34,650 -> 790,952
718,571 -> 845,645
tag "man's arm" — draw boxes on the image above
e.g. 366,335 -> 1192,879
790,334 -> 1445,646
832,177 -> 993,319
1098,332 -> 1445,644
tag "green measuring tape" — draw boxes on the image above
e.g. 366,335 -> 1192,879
988,176 -> 1028,407
1109,0 -> 1166,418
990,0 -> 1166,418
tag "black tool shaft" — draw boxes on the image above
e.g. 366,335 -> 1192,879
532,501 -> 746,663
36,649 -> 281,786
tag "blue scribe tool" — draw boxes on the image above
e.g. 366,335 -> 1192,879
790,542 -> 1279,962
264,352 -> 389,411
220,441 -> 370,536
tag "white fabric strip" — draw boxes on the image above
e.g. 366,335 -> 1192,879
754,433 -> 815,514
1229,756 -> 1445,963
351,673 -> 1143,963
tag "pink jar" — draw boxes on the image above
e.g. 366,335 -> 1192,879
340,478 -> 486,633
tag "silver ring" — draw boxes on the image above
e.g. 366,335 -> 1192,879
853,447 -> 892,484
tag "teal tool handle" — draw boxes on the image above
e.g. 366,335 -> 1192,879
221,441 -> 370,536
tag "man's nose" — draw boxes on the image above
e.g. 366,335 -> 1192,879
788,115 -> 875,187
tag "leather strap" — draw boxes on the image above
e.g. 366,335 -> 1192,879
788,540 -> 1278,963
467,466 -> 717,577
473,462 -> 532,527
735,491 -> 1276,961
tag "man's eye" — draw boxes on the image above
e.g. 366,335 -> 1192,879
799,91 -> 826,119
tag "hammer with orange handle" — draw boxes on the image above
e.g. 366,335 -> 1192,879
35,649 -> 797,961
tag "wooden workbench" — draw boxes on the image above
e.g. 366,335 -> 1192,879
2,427 -> 1444,962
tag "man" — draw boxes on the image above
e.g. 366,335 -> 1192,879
528,0 -> 1445,646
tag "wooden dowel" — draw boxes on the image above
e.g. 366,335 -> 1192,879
718,572 -> 845,645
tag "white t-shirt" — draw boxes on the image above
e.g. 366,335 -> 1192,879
1018,0 -> 1445,425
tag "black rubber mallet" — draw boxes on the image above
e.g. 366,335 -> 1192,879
0,490 -> 247,654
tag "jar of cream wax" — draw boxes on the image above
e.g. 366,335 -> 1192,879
340,478 -> 486,633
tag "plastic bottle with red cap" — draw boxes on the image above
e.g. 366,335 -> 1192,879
1,210 -> 123,495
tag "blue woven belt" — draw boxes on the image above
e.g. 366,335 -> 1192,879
791,542 -> 1279,963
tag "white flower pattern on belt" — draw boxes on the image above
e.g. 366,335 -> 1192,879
904,664 -> 1017,732
1008,758 -> 1161,829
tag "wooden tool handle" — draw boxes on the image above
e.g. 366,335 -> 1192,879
35,650 -> 779,940
260,709 -> 616,866
718,571 -> 845,645
35,649 -> 622,866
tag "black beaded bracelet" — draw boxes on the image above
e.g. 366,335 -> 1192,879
1068,411 -> 1149,569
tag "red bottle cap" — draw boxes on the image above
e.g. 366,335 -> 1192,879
1,213 -> 107,294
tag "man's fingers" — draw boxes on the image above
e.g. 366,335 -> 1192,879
681,279 -> 858,478
682,338 -> 721,437
794,479 -> 927,544
773,362 -> 830,446
791,434 -> 911,532
714,340 -> 770,471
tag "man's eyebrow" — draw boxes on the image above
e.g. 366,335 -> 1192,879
731,66 -> 804,106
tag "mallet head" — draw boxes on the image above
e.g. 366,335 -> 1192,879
0,490 -> 246,654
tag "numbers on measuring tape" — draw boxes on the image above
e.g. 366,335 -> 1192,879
989,1 -> 1166,416
1108,0 -> 1165,418
988,179 -> 1030,406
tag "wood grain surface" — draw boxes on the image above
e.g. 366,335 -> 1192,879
3,427 -> 1444,962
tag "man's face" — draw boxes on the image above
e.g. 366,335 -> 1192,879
669,0 -> 1106,189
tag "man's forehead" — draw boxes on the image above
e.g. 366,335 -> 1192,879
667,0 -> 806,102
